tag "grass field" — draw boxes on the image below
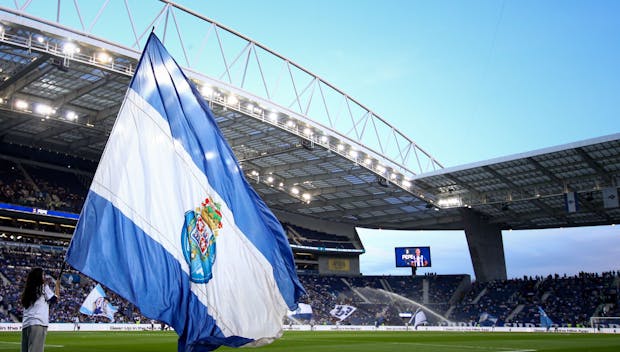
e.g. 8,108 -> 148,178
1,330 -> 620,351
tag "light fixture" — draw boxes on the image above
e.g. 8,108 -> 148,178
35,35 -> 45,43
96,51 -> 112,63
291,187 -> 299,195
303,128 -> 312,136
201,85 -> 213,97
320,135 -> 328,143
286,120 -> 295,128
337,144 -> 345,151
63,42 -> 79,54
364,158 -> 372,165
349,150 -> 358,158
35,103 -> 53,116
266,176 -> 274,183
302,193 -> 311,201
66,111 -> 78,121
227,94 -> 238,106
402,180 -> 411,188
269,112 -> 278,122
376,165 -> 386,174
437,197 -> 462,208
15,99 -> 28,110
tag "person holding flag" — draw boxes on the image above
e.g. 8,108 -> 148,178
20,267 -> 60,352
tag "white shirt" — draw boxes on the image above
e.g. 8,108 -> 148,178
22,285 -> 55,328
414,255 -> 425,267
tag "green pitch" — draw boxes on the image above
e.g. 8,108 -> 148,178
1,330 -> 620,351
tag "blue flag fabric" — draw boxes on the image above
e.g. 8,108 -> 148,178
538,306 -> 553,328
66,33 -> 304,351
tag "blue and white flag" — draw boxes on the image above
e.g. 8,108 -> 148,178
287,303 -> 313,321
330,304 -> 357,321
565,191 -> 578,213
538,306 -> 553,329
79,284 -> 117,322
409,308 -> 427,328
602,187 -> 619,209
479,312 -> 498,326
66,33 -> 304,351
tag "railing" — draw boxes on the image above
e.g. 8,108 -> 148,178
0,0 -> 443,177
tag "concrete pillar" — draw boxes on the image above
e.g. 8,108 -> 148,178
460,208 -> 507,282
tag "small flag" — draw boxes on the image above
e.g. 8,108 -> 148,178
65,33 -> 305,351
79,284 -> 117,322
330,304 -> 357,321
538,306 -> 553,329
602,187 -> 619,209
479,312 -> 498,326
410,308 -> 427,328
287,303 -> 313,321
565,192 -> 578,213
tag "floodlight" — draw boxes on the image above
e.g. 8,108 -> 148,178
15,99 -> 28,110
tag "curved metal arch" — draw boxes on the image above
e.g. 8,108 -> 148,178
0,0 -> 443,177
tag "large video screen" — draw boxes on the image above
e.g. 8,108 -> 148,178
395,247 -> 432,268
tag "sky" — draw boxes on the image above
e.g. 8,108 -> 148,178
37,0 -> 618,280
178,0 -> 620,280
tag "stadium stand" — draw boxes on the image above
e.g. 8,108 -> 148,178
1,160 -> 619,327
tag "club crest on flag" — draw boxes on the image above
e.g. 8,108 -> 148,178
181,196 -> 223,283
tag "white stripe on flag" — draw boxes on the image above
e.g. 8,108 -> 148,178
90,89 -> 287,338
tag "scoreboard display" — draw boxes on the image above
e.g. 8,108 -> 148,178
395,246 -> 431,268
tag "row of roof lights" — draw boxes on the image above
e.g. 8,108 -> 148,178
201,86 -> 415,191
248,170 -> 312,203
30,32 -> 114,64
12,99 -> 79,121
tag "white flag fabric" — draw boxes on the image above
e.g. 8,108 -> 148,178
413,309 -> 427,328
602,187 -> 619,209
287,303 -> 313,320
330,304 -> 357,321
79,284 -> 117,322
65,33 -> 304,351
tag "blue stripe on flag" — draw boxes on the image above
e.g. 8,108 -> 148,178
130,33 -> 303,310
67,191 -> 251,350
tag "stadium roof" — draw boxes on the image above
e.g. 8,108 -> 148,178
0,2 -> 618,232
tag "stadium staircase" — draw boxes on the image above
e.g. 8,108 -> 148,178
0,271 -> 9,286
449,276 -> 471,305
505,304 -> 525,323
380,278 -> 393,292
342,278 -> 371,303
472,287 -> 488,305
